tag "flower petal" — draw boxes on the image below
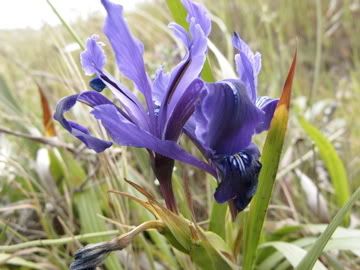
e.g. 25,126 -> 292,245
182,0 -> 211,36
185,81 -> 263,156
152,67 -> 170,106
80,36 -> 150,130
232,33 -> 261,103
212,144 -> 261,212
164,78 -> 205,140
91,104 -> 216,176
255,96 -> 279,133
53,92 -> 113,153
80,35 -> 106,76
158,22 -> 208,135
101,0 -> 154,119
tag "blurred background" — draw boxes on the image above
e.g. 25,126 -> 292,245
0,0 -> 359,269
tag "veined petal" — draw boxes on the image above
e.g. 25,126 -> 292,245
185,81 -> 263,156
182,0 -> 211,36
53,92 -> 113,153
152,67 -> 170,106
101,0 -> 154,120
212,144 -> 261,211
158,22 -> 208,135
232,33 -> 261,103
80,35 -> 106,76
92,104 -> 216,176
255,96 -> 279,133
80,36 -> 149,130
164,79 -> 205,140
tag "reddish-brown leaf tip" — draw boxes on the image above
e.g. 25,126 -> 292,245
278,49 -> 297,109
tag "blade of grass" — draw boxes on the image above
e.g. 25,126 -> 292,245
295,187 -> 360,270
46,0 -> 84,50
298,116 -> 350,224
243,51 -> 297,270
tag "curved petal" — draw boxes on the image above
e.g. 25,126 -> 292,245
152,67 -> 170,106
185,81 -> 264,156
101,0 -> 154,120
80,36 -> 149,130
182,0 -> 211,36
164,78 -> 205,140
91,104 -> 216,176
158,22 -> 208,135
255,96 -> 279,133
232,33 -> 261,103
80,35 -> 106,76
53,92 -> 113,153
212,144 -> 261,212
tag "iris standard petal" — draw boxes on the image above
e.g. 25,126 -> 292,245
152,67 -> 170,106
186,81 -> 263,156
53,92 -> 113,153
212,144 -> 261,211
164,78 -> 205,140
101,0 -> 154,119
182,0 -> 211,36
255,96 -> 278,133
91,104 -> 216,176
232,33 -> 261,103
158,22 -> 208,135
80,35 -> 106,76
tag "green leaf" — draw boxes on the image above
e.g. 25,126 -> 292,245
296,187 -> 360,270
165,0 -> 214,82
209,202 -> 227,240
54,150 -> 123,270
243,52 -> 297,270
259,242 -> 327,270
298,116 -> 350,223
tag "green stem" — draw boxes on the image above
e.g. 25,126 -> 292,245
0,230 -> 120,252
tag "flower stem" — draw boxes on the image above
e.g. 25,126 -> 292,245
153,154 -> 178,213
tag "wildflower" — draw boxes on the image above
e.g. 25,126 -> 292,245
184,33 -> 278,214
54,0 -> 216,211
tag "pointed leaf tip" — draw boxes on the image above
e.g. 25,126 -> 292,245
278,49 -> 297,109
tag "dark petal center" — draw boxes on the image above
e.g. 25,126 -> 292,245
212,149 -> 261,211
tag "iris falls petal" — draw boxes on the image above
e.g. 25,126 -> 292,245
212,144 -> 261,211
53,92 -> 113,153
91,104 -> 215,176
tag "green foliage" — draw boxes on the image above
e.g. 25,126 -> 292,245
243,52 -> 297,270
298,116 -> 351,223
296,187 -> 360,270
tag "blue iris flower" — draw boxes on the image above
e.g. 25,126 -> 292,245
184,33 -> 278,214
54,0 -> 216,211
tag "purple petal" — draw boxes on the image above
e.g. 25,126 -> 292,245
101,0 -> 154,119
164,79 -> 205,140
80,35 -> 106,76
152,67 -> 170,106
213,144 -> 261,211
232,33 -> 261,103
255,96 -> 279,133
53,92 -> 112,153
92,104 -> 216,176
182,0 -> 211,36
158,22 -> 208,134
185,81 -> 263,156
79,35 -> 149,129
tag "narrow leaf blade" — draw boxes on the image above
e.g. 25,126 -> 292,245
298,116 -> 350,223
243,51 -> 297,270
